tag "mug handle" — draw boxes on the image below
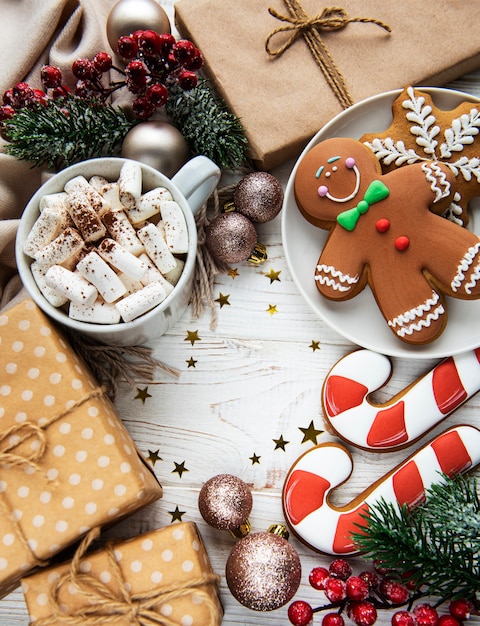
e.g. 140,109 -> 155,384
172,155 -> 221,215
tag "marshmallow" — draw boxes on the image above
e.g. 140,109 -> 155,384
66,191 -> 107,242
160,200 -> 188,253
164,258 -> 185,286
118,160 -> 142,209
137,223 -> 177,274
115,281 -> 167,322
125,186 -> 172,224
88,175 -> 109,192
23,207 -> 71,258
100,183 -> 125,212
103,210 -> 144,256
76,251 -> 127,303
30,261 -> 68,307
33,227 -> 84,269
97,238 -> 148,281
69,298 -> 121,324
64,175 -> 111,215
39,192 -> 68,212
45,265 -> 97,306
138,252 -> 166,285
117,272 -> 144,295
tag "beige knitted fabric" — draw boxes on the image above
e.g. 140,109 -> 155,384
0,0 -> 117,307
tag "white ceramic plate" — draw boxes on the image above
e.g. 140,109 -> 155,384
282,87 -> 480,359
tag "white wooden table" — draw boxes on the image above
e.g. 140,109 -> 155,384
3,9 -> 480,624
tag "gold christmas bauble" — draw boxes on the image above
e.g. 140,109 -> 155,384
106,0 -> 171,51
121,121 -> 190,177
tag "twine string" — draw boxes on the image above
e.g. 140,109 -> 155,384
34,528 -> 221,626
266,2 -> 391,108
0,387 -> 105,569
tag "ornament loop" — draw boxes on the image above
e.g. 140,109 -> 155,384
265,2 -> 391,109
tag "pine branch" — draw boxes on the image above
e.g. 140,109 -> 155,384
351,473 -> 480,605
2,96 -> 138,170
166,79 -> 247,169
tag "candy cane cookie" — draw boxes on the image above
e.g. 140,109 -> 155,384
322,348 -> 480,451
282,425 -> 480,556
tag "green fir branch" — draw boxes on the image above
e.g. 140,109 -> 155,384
351,473 -> 480,605
166,79 -> 247,169
2,96 -> 138,170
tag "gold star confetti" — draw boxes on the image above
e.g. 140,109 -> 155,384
215,292 -> 231,308
169,506 -> 186,522
265,268 -> 281,283
249,452 -> 261,465
186,356 -> 197,368
273,435 -> 289,451
172,461 -> 189,478
299,420 -> 323,445
146,449 -> 162,465
228,268 -> 239,279
185,330 -> 201,345
309,340 -> 321,352
134,386 -> 152,404
266,304 -> 278,316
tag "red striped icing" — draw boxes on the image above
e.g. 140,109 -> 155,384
284,469 -> 330,525
431,429 -> 473,475
367,401 -> 408,448
432,357 -> 467,414
392,460 -> 425,507
334,504 -> 369,554
324,375 -> 368,417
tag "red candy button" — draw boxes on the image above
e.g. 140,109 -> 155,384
375,218 -> 390,233
395,236 -> 410,251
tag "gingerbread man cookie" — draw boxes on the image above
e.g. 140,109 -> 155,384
361,86 -> 480,228
294,137 -> 480,345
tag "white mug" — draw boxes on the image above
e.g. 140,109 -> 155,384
16,156 -> 221,346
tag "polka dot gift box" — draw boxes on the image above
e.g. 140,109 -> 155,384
0,299 -> 163,597
21,521 -> 223,625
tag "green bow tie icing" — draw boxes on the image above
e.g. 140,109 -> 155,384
337,180 -> 390,231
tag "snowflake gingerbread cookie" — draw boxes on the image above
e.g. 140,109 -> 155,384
361,85 -> 480,227
293,137 -> 480,345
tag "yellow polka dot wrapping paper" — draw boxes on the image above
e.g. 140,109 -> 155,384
21,521 -> 223,625
0,299 -> 163,597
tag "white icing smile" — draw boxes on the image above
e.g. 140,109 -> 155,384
316,156 -> 361,203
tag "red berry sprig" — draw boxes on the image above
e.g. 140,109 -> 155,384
0,30 -> 203,122
287,559 -> 478,626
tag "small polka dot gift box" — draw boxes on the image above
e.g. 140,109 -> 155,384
21,521 -> 223,625
0,299 -> 163,597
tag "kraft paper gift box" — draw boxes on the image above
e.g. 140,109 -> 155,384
0,298 -> 162,597
175,0 -> 480,169
21,521 -> 223,625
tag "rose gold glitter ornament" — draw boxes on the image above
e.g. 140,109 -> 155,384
198,474 -> 252,538
231,171 -> 284,223
225,525 -> 302,611
205,212 -> 258,264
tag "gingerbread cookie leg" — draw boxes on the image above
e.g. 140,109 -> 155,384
322,348 -> 480,450
282,425 -> 480,555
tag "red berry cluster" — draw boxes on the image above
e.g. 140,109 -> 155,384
287,559 -> 477,626
0,30 -> 203,122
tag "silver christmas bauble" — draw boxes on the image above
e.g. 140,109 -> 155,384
106,0 -> 171,52
121,121 -> 190,177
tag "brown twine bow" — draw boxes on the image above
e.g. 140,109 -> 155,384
0,387 -> 105,569
265,2 -> 391,109
33,528 -> 221,626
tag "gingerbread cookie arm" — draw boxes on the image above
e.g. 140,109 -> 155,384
314,234 -> 367,301
322,348 -> 480,450
283,425 -> 480,555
